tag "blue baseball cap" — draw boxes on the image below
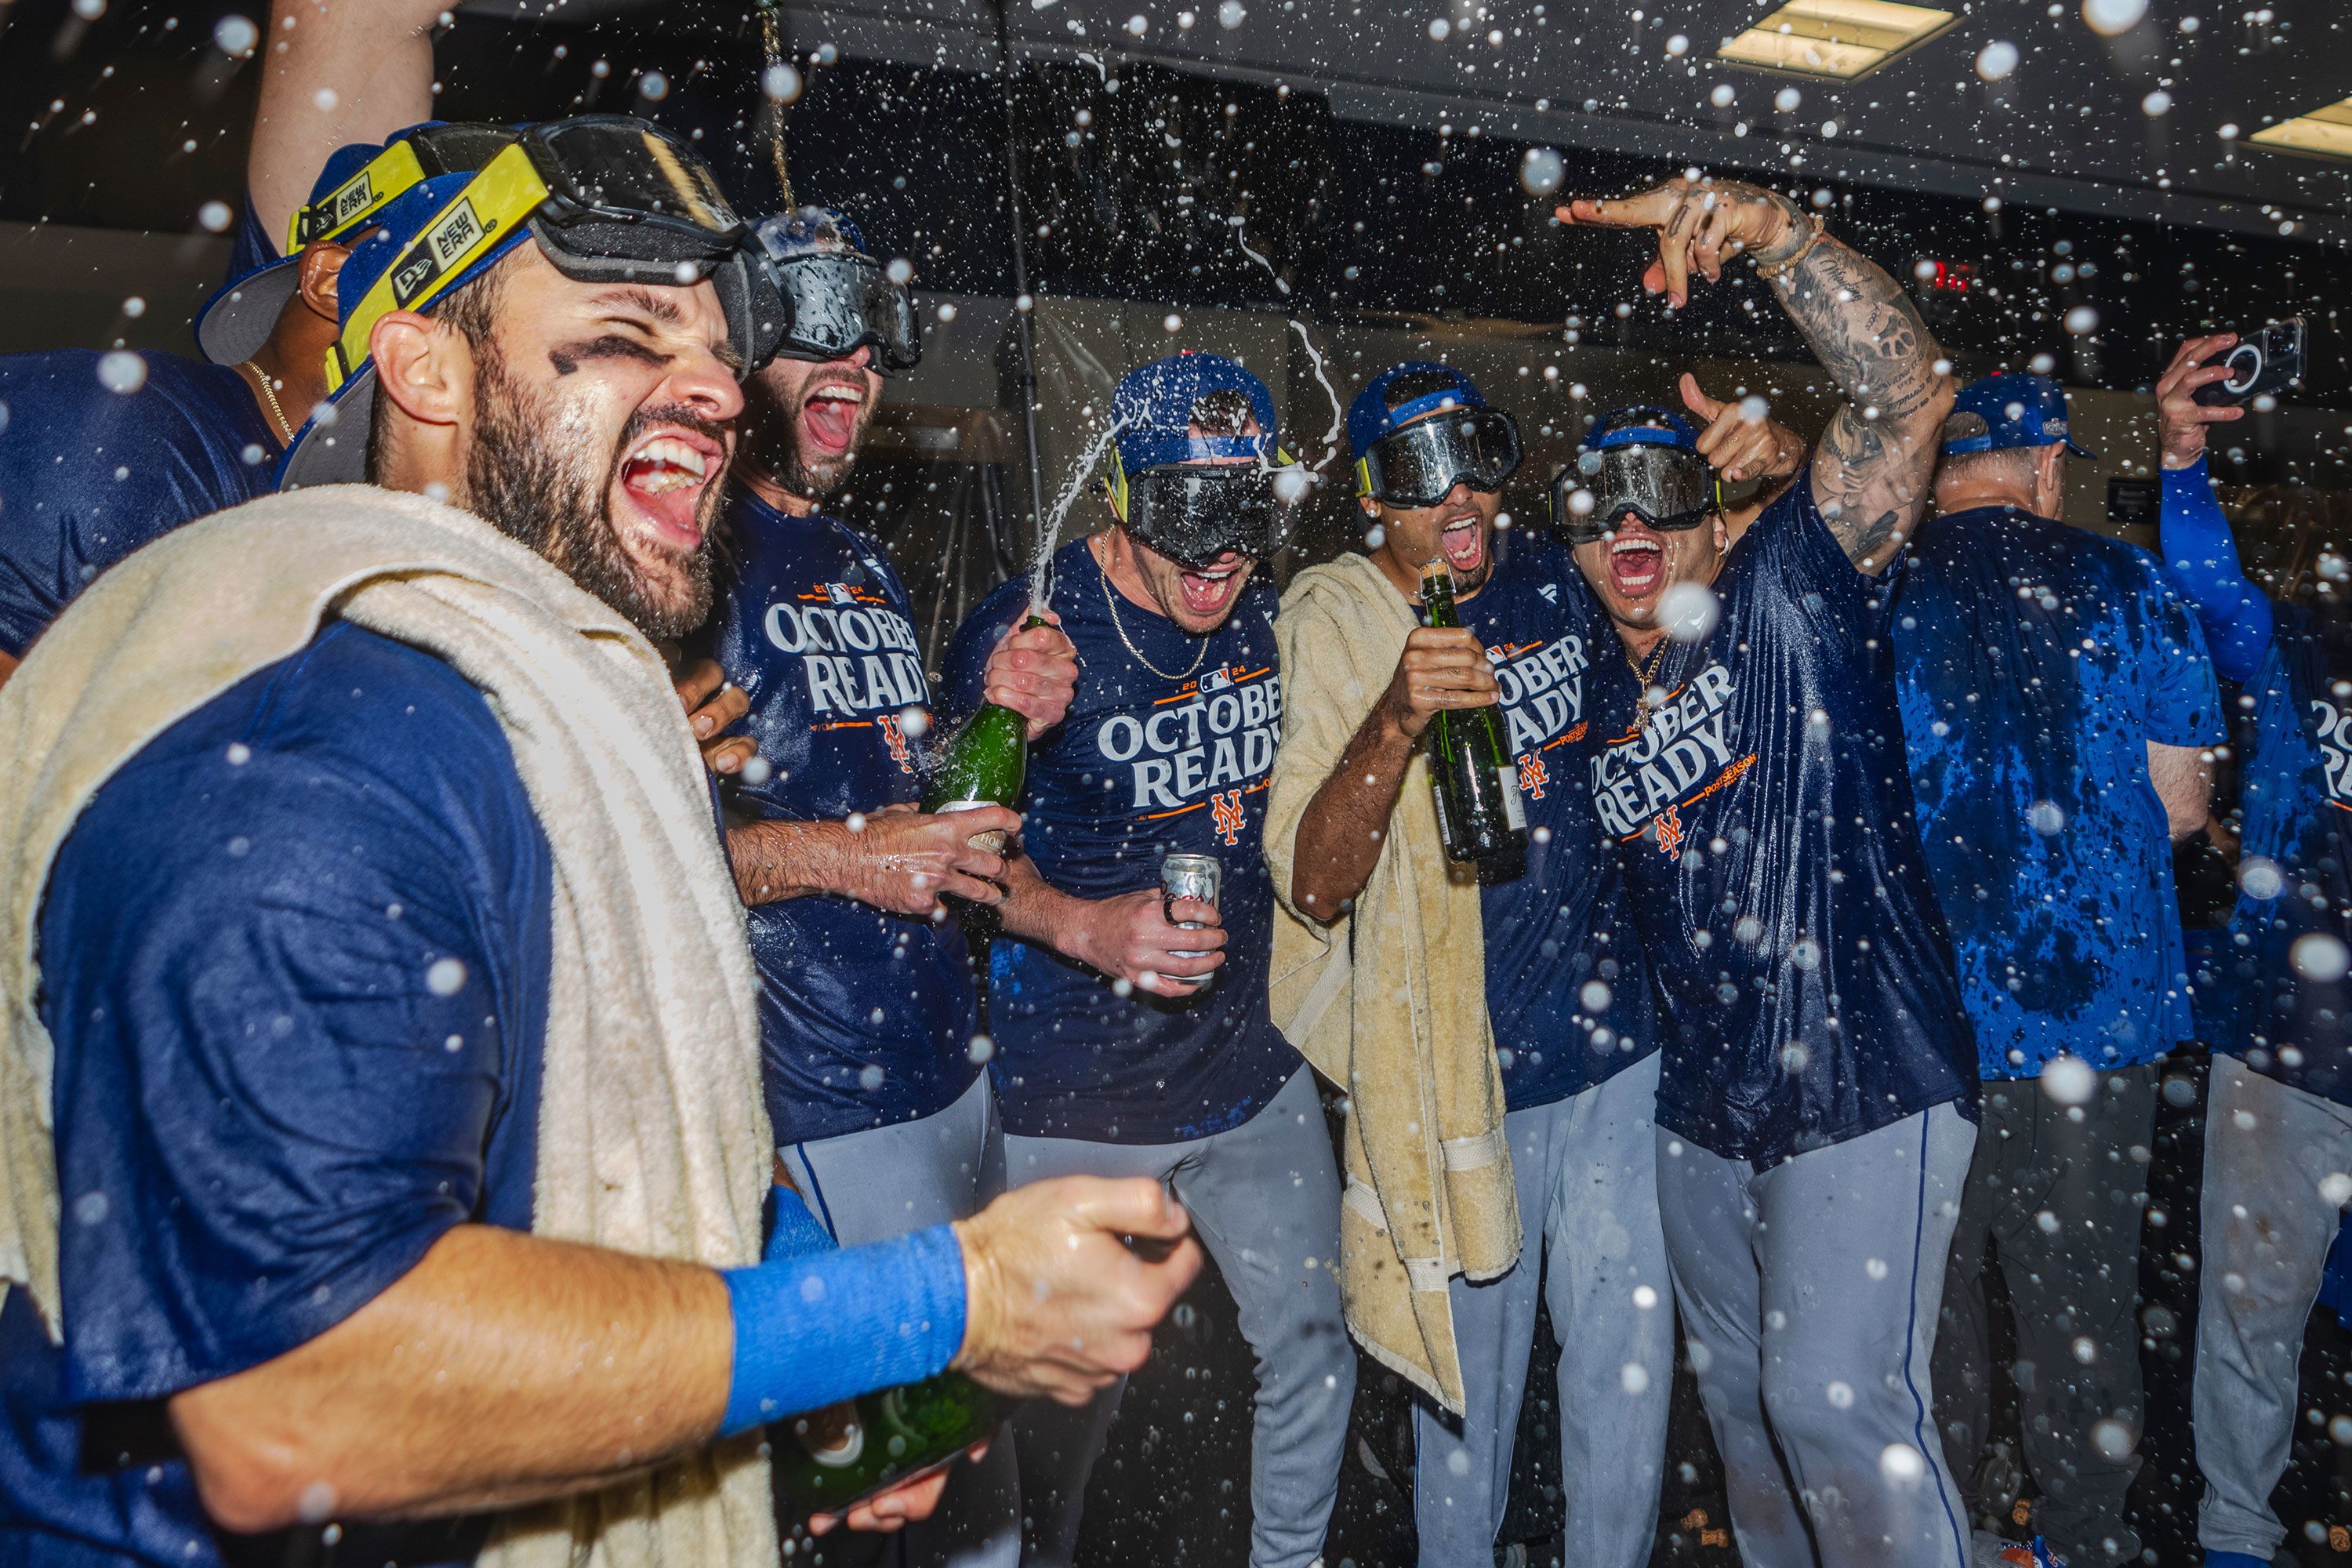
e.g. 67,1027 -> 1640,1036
1109,352 -> 1279,479
195,140 -> 387,367
277,170 -> 537,489
1944,372 -> 2096,460
1584,405 -> 1701,454
1346,361 -> 1486,460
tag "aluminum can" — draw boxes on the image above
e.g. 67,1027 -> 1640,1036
1160,853 -> 1222,989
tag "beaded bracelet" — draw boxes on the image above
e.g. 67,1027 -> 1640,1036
1751,212 -> 1828,283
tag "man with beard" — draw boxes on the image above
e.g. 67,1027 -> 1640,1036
1276,361 -> 1671,1568
1896,372 -> 2218,1568
1556,179 -> 1976,1566
696,207 -> 1078,1567
939,355 -> 1352,1568
0,124 -> 1199,1568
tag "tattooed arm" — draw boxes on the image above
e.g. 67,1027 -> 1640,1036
1561,178 -> 1955,575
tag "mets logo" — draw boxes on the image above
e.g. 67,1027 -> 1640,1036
1517,753 -> 1548,801
877,714 -> 914,774
1652,804 -> 1686,860
1209,789 -> 1245,846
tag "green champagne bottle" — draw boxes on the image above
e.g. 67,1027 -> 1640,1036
922,612 -> 1047,854
773,1370 -> 1011,1514
1417,561 -> 1527,870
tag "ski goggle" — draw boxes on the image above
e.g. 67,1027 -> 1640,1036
758,249 -> 923,372
1552,443 -> 1716,546
1355,407 -> 1522,506
329,118 -> 782,391
1116,459 -> 1301,570
288,122 -> 521,252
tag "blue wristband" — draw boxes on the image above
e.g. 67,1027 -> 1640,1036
764,1183 -> 837,1261
719,1221 -> 967,1438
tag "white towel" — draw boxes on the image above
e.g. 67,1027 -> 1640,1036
0,484 -> 776,1568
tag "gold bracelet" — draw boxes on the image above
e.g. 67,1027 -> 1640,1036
1751,212 -> 1828,283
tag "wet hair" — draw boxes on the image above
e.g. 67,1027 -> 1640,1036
1188,388 -> 1256,437
1934,445 -> 2038,494
1382,368 -> 1462,412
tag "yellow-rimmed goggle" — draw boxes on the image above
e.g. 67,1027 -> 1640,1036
1105,441 -> 1303,569
326,116 -> 768,394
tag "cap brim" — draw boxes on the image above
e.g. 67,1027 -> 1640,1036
195,260 -> 300,367
2063,437 -> 2099,460
276,367 -> 376,489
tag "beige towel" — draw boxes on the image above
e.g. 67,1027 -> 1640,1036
1262,550 -> 1518,1416
0,485 -> 776,1568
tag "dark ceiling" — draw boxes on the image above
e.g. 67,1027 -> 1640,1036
474,0 -> 2352,245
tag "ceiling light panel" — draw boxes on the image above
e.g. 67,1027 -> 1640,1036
2251,97 -> 2352,162
1717,0 -> 1958,80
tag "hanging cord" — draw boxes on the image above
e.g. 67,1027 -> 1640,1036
756,0 -> 795,209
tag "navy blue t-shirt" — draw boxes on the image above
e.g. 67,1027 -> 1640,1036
1895,507 -> 2220,1078
0,350 -> 280,658
1584,477 -> 1976,1163
701,492 -> 981,1146
1457,531 -> 1656,1109
2214,601 -> 2352,1103
0,622 -> 550,1568
943,539 -> 1300,1143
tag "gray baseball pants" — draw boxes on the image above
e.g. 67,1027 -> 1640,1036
1933,1062 -> 2158,1567
2194,1052 -> 2352,1563
1000,1065 -> 1353,1568
1658,1102 -> 1977,1568
1413,1052 -> 1674,1568
782,1071 -> 1019,1568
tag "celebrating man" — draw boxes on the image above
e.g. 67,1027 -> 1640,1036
942,354 -> 1352,1568
0,123 -> 1196,1568
1896,372 -> 2219,1567
1271,361 -> 1671,1568
1557,179 -> 1977,1566
698,204 -> 1076,1568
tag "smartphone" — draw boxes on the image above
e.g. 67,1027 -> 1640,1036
2194,318 -> 2307,407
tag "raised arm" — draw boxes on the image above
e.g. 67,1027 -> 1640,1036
2155,334 -> 2271,681
249,0 -> 449,251
1562,178 -> 1954,573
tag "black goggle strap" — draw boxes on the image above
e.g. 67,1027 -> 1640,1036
523,118 -> 742,244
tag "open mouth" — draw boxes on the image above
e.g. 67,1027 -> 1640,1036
1439,512 -> 1484,575
1609,532 -> 1664,597
618,430 -> 722,550
802,382 -> 866,456
1178,558 -> 1243,618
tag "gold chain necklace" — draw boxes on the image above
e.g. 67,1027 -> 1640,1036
1095,538 -> 1209,682
1630,637 -> 1671,731
240,360 -> 294,445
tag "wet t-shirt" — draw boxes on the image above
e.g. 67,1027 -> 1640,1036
942,539 -> 1300,1143
0,350 -> 279,658
0,623 -> 547,1568
1458,531 -> 1656,1109
1584,475 -> 1975,1164
1895,507 -> 2219,1077
700,493 -> 980,1146
2215,602 -> 2352,1104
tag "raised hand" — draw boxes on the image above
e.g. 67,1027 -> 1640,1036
2156,334 -> 2247,470
1678,372 -> 1807,485
1557,177 -> 1806,308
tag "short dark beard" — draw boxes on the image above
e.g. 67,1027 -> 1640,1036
463,336 -> 720,641
746,364 -> 872,503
